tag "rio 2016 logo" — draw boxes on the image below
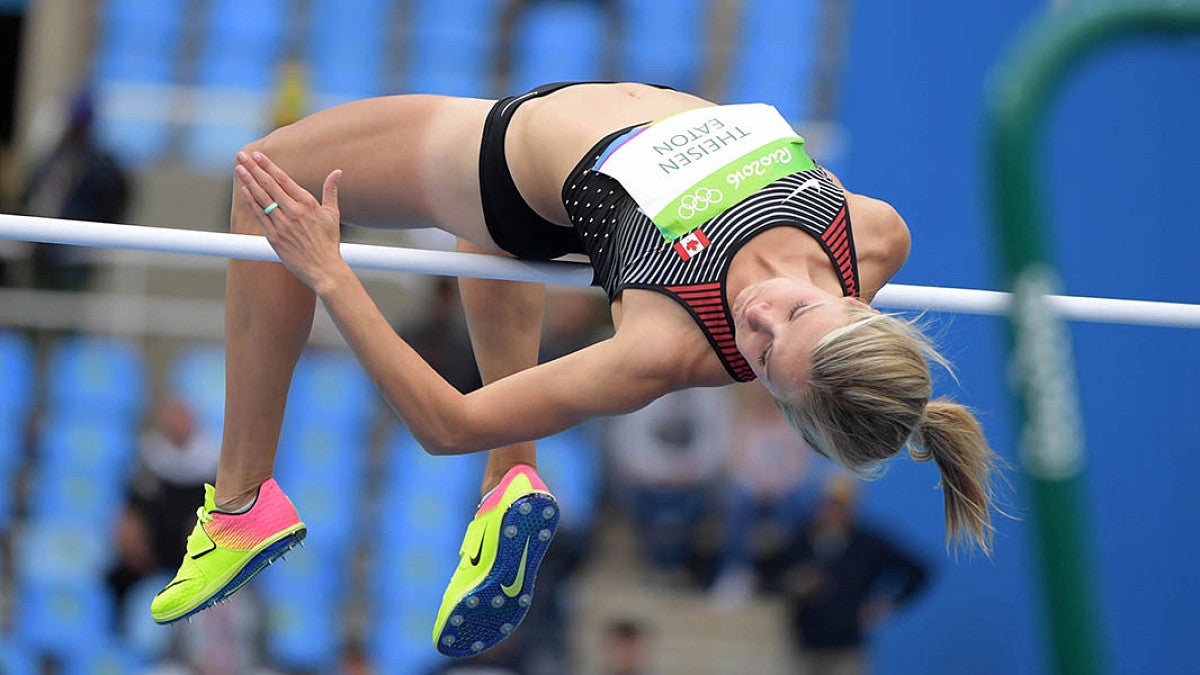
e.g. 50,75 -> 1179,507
677,187 -> 724,219
726,147 -> 793,190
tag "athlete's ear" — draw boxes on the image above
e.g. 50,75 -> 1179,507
845,296 -> 878,313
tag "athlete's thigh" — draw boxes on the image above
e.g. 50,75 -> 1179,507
249,94 -> 498,248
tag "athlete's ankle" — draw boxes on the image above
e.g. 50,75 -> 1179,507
480,463 -> 537,497
213,483 -> 264,513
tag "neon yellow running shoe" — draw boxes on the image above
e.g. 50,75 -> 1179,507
433,464 -> 559,657
150,478 -> 306,624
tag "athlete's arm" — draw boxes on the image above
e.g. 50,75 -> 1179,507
316,268 -> 668,453
234,150 -> 671,455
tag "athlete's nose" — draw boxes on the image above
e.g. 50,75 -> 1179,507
744,302 -> 774,335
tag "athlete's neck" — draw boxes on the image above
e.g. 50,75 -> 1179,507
725,227 -> 845,303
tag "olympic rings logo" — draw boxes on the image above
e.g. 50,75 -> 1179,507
677,187 -> 724,220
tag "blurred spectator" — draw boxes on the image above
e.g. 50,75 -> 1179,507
400,277 -> 482,394
107,397 -> 219,604
781,477 -> 929,675
603,618 -> 651,675
339,642 -> 375,675
15,88 -> 130,291
607,387 -> 729,583
711,384 -> 827,608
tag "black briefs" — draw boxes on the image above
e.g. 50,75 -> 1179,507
477,81 -> 672,261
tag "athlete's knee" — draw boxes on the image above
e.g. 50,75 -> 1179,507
229,133 -> 289,236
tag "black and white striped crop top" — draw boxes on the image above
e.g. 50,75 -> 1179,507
560,125 -> 859,383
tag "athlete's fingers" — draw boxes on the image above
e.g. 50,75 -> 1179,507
237,151 -> 297,212
237,183 -> 277,236
234,164 -> 277,214
251,151 -> 315,206
321,170 -> 342,213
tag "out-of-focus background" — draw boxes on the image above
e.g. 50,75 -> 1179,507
0,0 -> 1196,673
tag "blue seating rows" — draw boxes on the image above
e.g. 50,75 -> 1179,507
90,0 -> 818,170
0,331 -> 604,671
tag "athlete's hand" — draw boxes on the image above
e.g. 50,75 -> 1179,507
235,150 -> 348,291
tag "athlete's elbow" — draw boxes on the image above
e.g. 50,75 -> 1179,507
417,419 -> 481,457
415,425 -> 466,456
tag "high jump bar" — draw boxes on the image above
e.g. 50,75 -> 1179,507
1,213 -> 1197,329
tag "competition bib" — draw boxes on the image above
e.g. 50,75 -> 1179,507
594,103 -> 815,242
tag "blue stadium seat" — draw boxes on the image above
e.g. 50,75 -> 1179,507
185,0 -> 287,170
92,112 -> 174,168
0,442 -> 15,532
259,543 -> 348,671
99,0 -> 188,37
0,331 -> 32,532
308,0 -> 389,105
726,0 -> 820,122
14,578 -> 115,659
28,464 -> 126,525
274,421 -> 369,549
197,0 -> 287,88
618,0 -> 707,91
168,343 -> 226,436
376,427 -> 480,543
119,572 -> 174,662
36,415 -> 135,477
92,0 -> 188,166
32,418 -> 133,525
94,0 -> 187,77
530,427 -> 602,533
92,52 -> 175,85
46,335 -> 146,422
259,539 -> 349,599
371,427 -> 481,610
202,0 -> 289,52
264,589 -> 341,672
368,604 -> 451,675
510,1 -> 607,93
366,428 -> 483,673
275,478 -> 360,551
0,329 -> 34,417
405,0 -> 504,96
0,639 -> 37,675
60,645 -> 144,675
276,420 -> 369,486
183,121 -> 265,172
14,521 -> 112,583
286,350 -> 377,426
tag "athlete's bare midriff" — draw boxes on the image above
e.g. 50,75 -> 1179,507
504,83 -> 715,225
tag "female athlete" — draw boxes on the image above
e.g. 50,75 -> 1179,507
149,82 -> 998,657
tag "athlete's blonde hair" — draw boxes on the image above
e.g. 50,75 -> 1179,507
773,304 -> 999,554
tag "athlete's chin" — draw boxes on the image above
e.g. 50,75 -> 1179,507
734,342 -> 761,376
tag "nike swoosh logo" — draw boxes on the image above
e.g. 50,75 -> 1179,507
785,178 -> 821,201
469,525 -> 487,566
161,578 -> 189,592
501,538 -> 531,597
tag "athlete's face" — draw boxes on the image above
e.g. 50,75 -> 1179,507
733,278 -> 872,394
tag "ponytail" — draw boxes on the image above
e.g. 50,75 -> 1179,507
911,398 -> 999,555
773,304 -> 1004,557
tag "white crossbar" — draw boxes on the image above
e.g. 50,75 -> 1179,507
1,214 -> 1197,328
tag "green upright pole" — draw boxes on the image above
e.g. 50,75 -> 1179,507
987,2 -> 1200,674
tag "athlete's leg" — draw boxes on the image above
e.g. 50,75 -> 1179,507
215,95 -> 496,509
152,95 -> 500,623
455,238 -> 544,494
431,240 -> 560,656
